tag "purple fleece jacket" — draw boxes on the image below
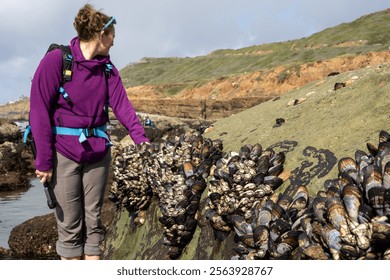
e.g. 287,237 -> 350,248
30,37 -> 149,171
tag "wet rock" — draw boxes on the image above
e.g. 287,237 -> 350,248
0,119 -> 20,144
0,142 -> 32,191
334,82 -> 346,90
0,246 -> 11,259
273,118 -> 285,128
327,72 -> 340,76
0,119 -> 34,192
8,213 -> 58,259
287,98 -> 307,106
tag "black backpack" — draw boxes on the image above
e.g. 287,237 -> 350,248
46,44 -> 74,103
46,43 -> 112,109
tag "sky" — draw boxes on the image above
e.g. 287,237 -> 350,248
0,0 -> 388,105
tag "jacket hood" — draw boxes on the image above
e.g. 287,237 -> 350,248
69,37 -> 111,71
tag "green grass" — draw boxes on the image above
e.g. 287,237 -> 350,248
120,9 -> 390,94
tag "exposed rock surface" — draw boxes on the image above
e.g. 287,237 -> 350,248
0,121 -> 32,192
8,213 -> 58,259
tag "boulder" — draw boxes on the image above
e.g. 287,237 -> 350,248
0,120 -> 34,191
0,142 -> 32,191
8,213 -> 58,259
0,119 -> 20,144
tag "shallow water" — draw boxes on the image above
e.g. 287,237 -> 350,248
0,179 -> 52,249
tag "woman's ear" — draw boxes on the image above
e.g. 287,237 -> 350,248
99,31 -> 105,40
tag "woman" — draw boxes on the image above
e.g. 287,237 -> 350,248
29,4 -> 149,260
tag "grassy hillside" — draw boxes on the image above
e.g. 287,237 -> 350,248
120,9 -> 390,92
206,62 -> 390,196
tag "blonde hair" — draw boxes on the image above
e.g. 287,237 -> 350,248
73,4 -> 115,41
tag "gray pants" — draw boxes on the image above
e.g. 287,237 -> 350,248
51,150 -> 111,258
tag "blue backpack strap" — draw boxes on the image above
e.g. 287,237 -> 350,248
23,125 -> 32,144
52,125 -> 113,146
58,87 -> 71,103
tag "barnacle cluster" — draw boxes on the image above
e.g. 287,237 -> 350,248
110,128 -> 390,260
109,129 -> 223,259
109,143 -> 156,216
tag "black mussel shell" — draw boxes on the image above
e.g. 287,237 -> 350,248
366,142 -> 378,157
209,192 -> 222,204
368,187 -> 385,216
340,244 -> 360,260
191,179 -> 207,194
159,216 -> 175,228
271,203 -> 287,221
256,155 -> 270,175
264,175 -> 284,190
174,214 -> 186,224
239,144 -> 252,160
186,202 -> 199,217
269,218 -> 291,241
277,194 -> 293,210
253,225 -> 269,247
270,152 -> 286,166
384,189 -> 390,216
358,203 -> 375,224
268,164 -> 283,176
250,143 -> 262,161
228,162 -> 239,175
312,196 -> 327,223
184,218 -> 198,232
252,173 -> 265,185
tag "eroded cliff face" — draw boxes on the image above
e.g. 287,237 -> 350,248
127,51 -> 390,119
1,52 -> 389,121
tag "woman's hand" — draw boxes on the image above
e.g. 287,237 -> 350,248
35,169 -> 53,184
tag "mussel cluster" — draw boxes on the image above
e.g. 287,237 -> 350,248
204,144 -> 286,252
227,184 -> 311,259
225,130 -> 390,260
110,126 -> 390,260
301,129 -> 390,260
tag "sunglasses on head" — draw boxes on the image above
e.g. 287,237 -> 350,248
102,17 -> 116,31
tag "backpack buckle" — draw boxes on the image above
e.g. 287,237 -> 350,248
86,127 -> 96,137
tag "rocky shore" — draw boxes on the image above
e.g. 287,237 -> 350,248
0,115 -> 208,259
0,119 -> 33,192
